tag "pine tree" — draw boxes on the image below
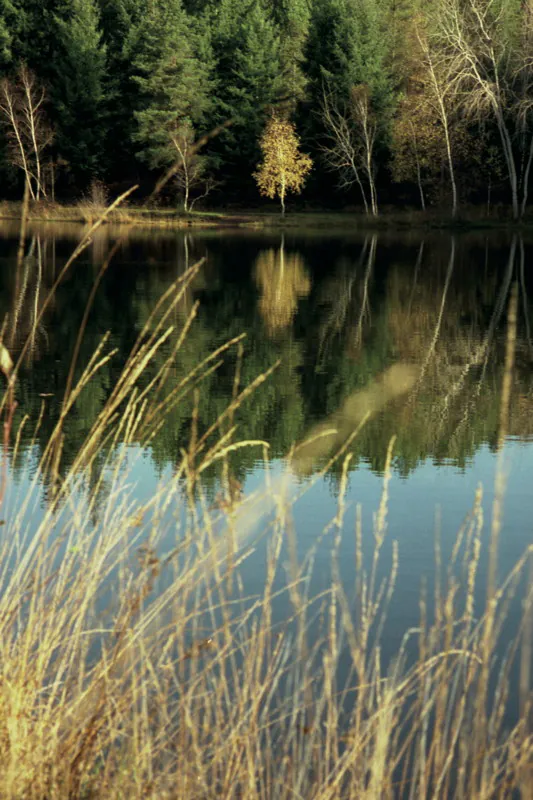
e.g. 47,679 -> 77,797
0,0 -> 15,70
131,0 -> 210,171
307,0 -> 393,115
206,0 -> 285,193
6,0 -> 71,79
266,0 -> 310,102
53,0 -> 108,184
99,0 -> 144,180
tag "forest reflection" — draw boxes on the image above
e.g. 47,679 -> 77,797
1,225 -> 532,492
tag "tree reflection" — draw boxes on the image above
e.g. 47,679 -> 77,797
254,237 -> 311,336
0,225 -> 532,490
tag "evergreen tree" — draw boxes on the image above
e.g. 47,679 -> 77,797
131,0 -> 211,171
0,0 -> 15,70
206,0 -> 285,193
266,0 -> 310,102
99,0 -> 144,181
6,0 -> 71,79
53,0 -> 108,184
307,0 -> 393,114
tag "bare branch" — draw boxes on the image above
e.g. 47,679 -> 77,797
319,85 -> 378,215
0,65 -> 54,200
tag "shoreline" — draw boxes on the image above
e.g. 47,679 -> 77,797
1,200 -> 533,233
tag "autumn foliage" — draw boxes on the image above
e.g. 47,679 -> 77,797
254,114 -> 312,214
254,244 -> 311,335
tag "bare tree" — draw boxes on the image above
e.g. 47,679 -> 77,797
0,65 -> 54,200
516,0 -> 533,215
320,85 -> 379,216
432,0 -> 527,218
416,18 -> 459,217
169,121 -> 218,212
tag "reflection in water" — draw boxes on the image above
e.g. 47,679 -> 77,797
0,224 -> 532,488
9,235 -> 51,363
1,223 -> 532,701
254,237 -> 311,336
293,363 -> 420,475
0,223 -> 531,795
316,235 -> 376,368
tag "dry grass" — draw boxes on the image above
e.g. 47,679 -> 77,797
4,198 -> 533,234
0,198 -> 203,228
0,205 -> 531,798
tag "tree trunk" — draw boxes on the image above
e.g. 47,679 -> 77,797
417,163 -> 426,212
441,107 -> 457,218
410,124 -> 426,211
424,48 -> 457,218
183,166 -> 190,213
352,161 -> 369,214
495,110 -> 519,219
520,136 -> 533,217
365,143 -> 378,216
367,158 -> 378,216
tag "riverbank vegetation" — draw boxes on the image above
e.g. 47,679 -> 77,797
1,0 -> 533,217
0,214 -> 532,795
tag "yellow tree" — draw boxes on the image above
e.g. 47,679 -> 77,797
254,114 -> 312,215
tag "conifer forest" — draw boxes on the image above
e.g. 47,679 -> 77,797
1,0 -> 533,216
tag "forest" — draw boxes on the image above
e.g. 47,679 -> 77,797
0,0 -> 533,217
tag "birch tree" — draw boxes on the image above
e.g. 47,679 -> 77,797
416,16 -> 459,216
0,65 -> 54,199
320,84 -> 379,215
170,121 -> 217,212
254,113 -> 312,215
432,0 -> 525,218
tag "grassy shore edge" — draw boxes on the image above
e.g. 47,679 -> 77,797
3,199 -> 533,232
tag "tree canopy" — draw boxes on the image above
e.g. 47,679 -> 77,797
0,0 -> 531,214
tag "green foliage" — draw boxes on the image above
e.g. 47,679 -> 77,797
0,0 -> 531,207
98,0 -> 145,179
205,0 -> 285,188
5,0 -> 71,77
265,0 -> 310,102
131,0 -> 211,169
0,0 -> 15,69
53,0 -> 108,182
307,0 -> 395,124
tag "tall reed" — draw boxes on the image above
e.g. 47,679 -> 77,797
0,211 -> 530,798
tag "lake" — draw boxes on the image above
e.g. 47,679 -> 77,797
1,221 -> 532,674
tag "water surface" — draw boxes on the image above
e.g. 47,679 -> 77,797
1,221 -> 532,661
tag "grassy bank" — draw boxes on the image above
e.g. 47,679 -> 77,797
3,198 -> 533,233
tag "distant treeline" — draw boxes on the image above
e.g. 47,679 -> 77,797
0,0 -> 532,215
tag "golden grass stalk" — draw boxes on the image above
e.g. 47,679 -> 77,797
0,210 -> 530,798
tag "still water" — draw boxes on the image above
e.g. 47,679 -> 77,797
1,222 -> 532,661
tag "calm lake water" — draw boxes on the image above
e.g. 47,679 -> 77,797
1,221 -> 532,664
